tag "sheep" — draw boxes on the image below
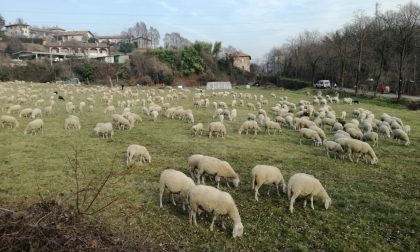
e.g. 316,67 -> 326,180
43,106 -> 53,116
332,122 -> 344,132
344,139 -> 378,164
7,104 -> 21,114
309,125 -> 326,143
64,116 -> 81,130
65,102 -> 75,114
299,128 -> 322,146
192,123 -> 204,136
247,103 -> 256,110
94,122 -> 113,139
208,122 -> 226,138
378,124 -> 391,138
104,105 -> 116,114
195,156 -> 239,188
24,118 -> 43,135
323,141 -> 344,159
362,132 -> 379,147
150,110 -> 159,121
116,116 -> 133,130
402,125 -> 411,136
188,154 -> 205,179
19,108 -> 33,118
186,112 -> 194,124
188,185 -> 244,238
264,121 -> 281,135
288,173 -> 331,213
126,144 -> 151,165
31,108 -> 42,118
0,115 -> 19,128
346,127 -> 363,140
251,165 -> 286,201
343,97 -> 353,104
159,169 -> 195,210
79,101 -> 86,112
340,111 -> 346,120
392,129 -> 410,146
238,120 -> 261,135
247,113 -> 256,121
230,109 -> 237,121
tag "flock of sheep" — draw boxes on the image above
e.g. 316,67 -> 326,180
0,81 -> 413,238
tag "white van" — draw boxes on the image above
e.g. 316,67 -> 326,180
314,80 -> 331,88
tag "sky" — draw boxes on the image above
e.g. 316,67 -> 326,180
0,0 -> 417,62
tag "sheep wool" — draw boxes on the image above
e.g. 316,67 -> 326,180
251,165 -> 286,201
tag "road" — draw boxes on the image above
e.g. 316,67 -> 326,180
337,88 -> 420,101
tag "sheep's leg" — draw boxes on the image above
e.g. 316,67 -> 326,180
171,193 -> 176,206
276,183 -> 280,197
325,149 -> 330,158
210,214 -> 218,231
310,196 -> 314,210
267,186 -> 270,196
289,194 -> 298,213
303,198 -> 307,208
215,176 -> 220,189
254,184 -> 261,201
159,187 -> 164,208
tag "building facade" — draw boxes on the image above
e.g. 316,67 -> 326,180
53,31 -> 95,42
4,23 -> 31,38
231,52 -> 251,72
96,35 -> 131,45
45,41 -> 109,58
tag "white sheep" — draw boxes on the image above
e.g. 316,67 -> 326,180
19,108 -> 33,118
288,173 -> 331,213
323,141 -> 344,159
344,139 -> 378,164
392,129 -> 410,146
65,102 -> 75,114
402,125 -> 411,136
299,128 -> 322,146
362,132 -> 379,147
24,118 -> 43,135
192,123 -> 204,136
378,124 -> 391,138
7,104 -> 21,114
0,115 -> 19,128
64,116 -> 81,130
159,169 -> 195,210
126,144 -> 151,165
264,121 -> 281,135
195,156 -> 239,188
188,185 -> 244,238
31,108 -> 42,118
230,109 -> 237,121
208,122 -> 226,138
346,127 -> 363,140
309,125 -> 326,143
251,165 -> 286,201
79,101 -> 86,112
238,120 -> 261,135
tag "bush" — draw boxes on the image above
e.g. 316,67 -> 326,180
139,75 -> 153,85
407,101 -> 420,111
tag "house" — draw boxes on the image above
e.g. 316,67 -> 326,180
96,35 -> 132,45
29,27 -> 56,39
132,36 -> 152,49
44,41 -> 109,58
53,31 -> 95,42
4,23 -> 31,38
230,52 -> 251,72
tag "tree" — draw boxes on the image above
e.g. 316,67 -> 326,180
163,32 -> 191,49
15,18 -> 26,25
148,26 -> 160,48
180,46 -> 204,75
383,2 -> 420,101
5,37 -> 24,55
81,61 -> 94,83
118,42 -> 134,54
212,41 -> 222,57
0,14 -> 5,30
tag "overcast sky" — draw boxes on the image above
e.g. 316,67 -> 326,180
0,0 -> 416,61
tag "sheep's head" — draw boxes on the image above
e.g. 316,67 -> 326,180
232,177 -> 240,188
324,196 -> 332,210
232,222 -> 244,238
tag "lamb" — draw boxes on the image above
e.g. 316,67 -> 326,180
126,144 -> 151,165
159,169 -> 195,210
195,156 -> 239,188
392,129 -> 410,146
31,108 -> 42,118
362,132 -> 379,147
264,121 -> 281,135
288,173 -> 331,213
188,185 -> 244,238
238,120 -> 261,135
94,122 -> 113,139
323,141 -> 344,159
208,122 -> 226,138
64,116 -> 81,130
343,139 -> 378,164
251,165 -> 286,201
19,108 -> 33,118
0,115 -> 19,128
299,128 -> 322,146
24,118 -> 43,135
192,123 -> 204,135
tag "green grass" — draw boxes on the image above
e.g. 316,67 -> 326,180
0,83 -> 419,251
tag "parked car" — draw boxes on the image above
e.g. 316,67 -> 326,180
314,80 -> 331,88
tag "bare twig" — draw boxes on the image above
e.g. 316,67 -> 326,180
0,207 -> 14,213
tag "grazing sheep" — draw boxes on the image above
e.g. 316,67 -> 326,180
159,169 -> 195,210
24,119 -> 43,135
19,108 -> 33,118
195,156 -> 239,188
299,128 -> 322,146
208,122 -> 226,138
378,124 -> 391,138
402,125 -> 411,136
192,123 -> 204,135
344,139 -> 378,164
288,173 -> 331,213
65,102 -> 75,114
188,154 -> 205,179
238,120 -> 261,135
247,113 -> 256,121
392,129 -> 410,146
332,122 -> 344,132
0,115 -> 19,128
64,116 -> 81,130
230,109 -> 237,121
343,97 -> 353,104
104,105 -> 116,114
264,121 -> 281,135
79,101 -> 86,112
126,144 -> 151,165
150,110 -> 159,121
309,125 -> 326,143
362,132 -> 379,147
94,122 -> 113,139
188,185 -> 244,238
323,141 -> 344,159
251,165 -> 286,201
31,108 -> 42,118
7,104 -> 21,114
346,127 -> 363,140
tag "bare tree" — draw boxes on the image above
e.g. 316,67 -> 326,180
0,14 -> 5,30
163,32 -> 191,49
148,26 -> 160,48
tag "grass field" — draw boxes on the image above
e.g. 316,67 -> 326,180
0,82 -> 419,251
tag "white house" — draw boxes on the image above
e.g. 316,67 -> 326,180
53,31 -> 95,42
4,23 -> 31,38
96,35 -> 131,45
